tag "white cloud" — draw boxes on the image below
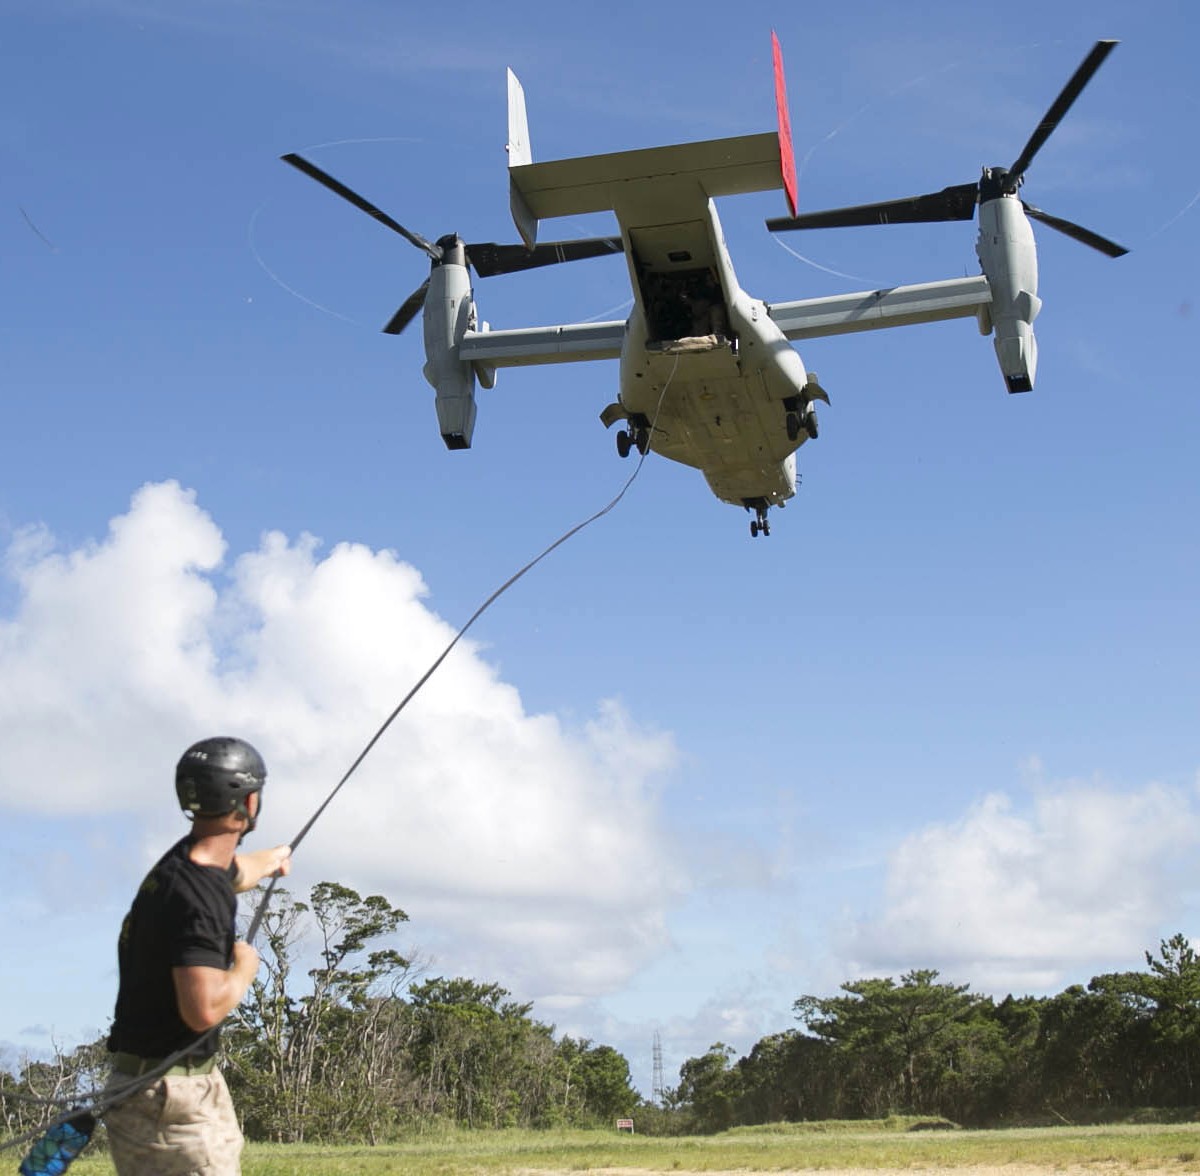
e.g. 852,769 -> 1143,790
0,481 -> 683,1005
844,779 -> 1200,993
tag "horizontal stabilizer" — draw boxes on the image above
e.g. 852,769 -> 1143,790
510,132 -> 783,228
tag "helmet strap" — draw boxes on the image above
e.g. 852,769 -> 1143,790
235,791 -> 261,836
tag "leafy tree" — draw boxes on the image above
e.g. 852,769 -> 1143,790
678,1043 -> 741,1131
0,1037 -> 110,1140
576,1043 -> 637,1122
987,994 -> 1047,1120
734,1030 -> 837,1123
795,970 -> 997,1118
224,882 -> 412,1142
407,976 -> 552,1128
1035,981 -> 1144,1113
1141,933 -> 1200,1103
1082,933 -> 1200,1107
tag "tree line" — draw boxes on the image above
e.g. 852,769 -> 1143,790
677,933 -> 1200,1131
2,882 -> 640,1145
221,882 -> 638,1140
4,882 -> 1200,1143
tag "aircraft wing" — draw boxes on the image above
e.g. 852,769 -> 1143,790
458,319 -> 626,369
454,275 -> 991,370
454,276 -> 990,371
767,276 -> 992,339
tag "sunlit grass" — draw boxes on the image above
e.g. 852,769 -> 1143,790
65,1119 -> 1200,1173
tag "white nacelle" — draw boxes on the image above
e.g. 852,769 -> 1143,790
421,248 -> 478,449
976,194 -> 1042,393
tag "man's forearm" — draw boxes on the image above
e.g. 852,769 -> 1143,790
232,844 -> 292,893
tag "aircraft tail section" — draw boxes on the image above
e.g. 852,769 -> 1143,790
509,134 -> 783,248
506,68 -> 532,168
506,70 -> 538,248
507,35 -> 798,247
772,30 -> 799,218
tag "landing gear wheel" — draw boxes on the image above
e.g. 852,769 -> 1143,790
749,503 -> 771,538
616,430 -> 632,458
805,409 -> 819,440
786,412 -> 801,442
634,427 -> 650,456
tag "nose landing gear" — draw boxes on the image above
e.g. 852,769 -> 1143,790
746,500 -> 771,538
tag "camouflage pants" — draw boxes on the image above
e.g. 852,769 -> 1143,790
104,1068 -> 243,1176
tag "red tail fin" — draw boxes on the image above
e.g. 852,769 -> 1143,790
772,31 -> 798,217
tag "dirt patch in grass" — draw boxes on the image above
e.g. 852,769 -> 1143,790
521,1168 -> 1190,1175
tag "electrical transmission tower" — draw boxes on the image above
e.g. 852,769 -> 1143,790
652,1030 -> 664,1106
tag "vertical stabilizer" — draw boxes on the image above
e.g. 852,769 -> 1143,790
506,69 -> 532,167
506,69 -> 537,248
772,32 -> 798,218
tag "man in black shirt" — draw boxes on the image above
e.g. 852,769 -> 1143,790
104,736 -> 291,1176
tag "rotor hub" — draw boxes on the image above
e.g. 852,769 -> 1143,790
980,167 -> 1018,201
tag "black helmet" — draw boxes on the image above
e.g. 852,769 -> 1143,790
175,736 -> 266,828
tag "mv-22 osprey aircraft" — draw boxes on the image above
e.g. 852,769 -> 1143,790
283,36 -> 1126,537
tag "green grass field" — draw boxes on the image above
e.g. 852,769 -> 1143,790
62,1119 -> 1200,1174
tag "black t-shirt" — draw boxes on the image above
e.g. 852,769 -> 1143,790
107,835 -> 238,1058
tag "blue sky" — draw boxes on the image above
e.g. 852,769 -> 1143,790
2,0 -> 1198,1100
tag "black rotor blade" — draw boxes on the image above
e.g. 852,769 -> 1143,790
381,278 -> 431,335
466,236 -> 624,278
766,183 -> 978,232
281,152 -> 442,261
1007,40 -> 1118,183
1022,202 -> 1128,258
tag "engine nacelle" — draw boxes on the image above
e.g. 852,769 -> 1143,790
421,239 -> 478,449
976,192 -> 1042,393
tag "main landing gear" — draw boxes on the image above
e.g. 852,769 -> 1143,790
784,378 -> 830,442
615,415 -> 651,458
784,401 -> 819,443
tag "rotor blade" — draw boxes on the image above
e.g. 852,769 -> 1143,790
381,278 -> 431,335
1008,40 -> 1118,182
466,236 -> 624,278
281,152 -> 442,261
1022,202 -> 1128,258
766,183 -> 978,232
